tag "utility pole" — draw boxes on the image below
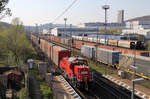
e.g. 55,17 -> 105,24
102,5 -> 110,75
70,24 -> 72,51
40,24 -> 43,36
96,27 -> 99,64
102,5 -> 110,45
131,78 -> 145,99
64,18 -> 67,37
35,24 -> 39,35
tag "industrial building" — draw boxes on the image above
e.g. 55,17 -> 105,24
122,15 -> 150,39
80,22 -> 125,30
51,27 -> 98,36
79,10 -> 125,30
117,10 -> 124,23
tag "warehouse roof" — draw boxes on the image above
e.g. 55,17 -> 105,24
126,15 -> 150,22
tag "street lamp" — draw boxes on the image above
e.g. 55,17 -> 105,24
131,78 -> 145,99
64,18 -> 67,37
102,5 -> 110,45
27,59 -> 33,99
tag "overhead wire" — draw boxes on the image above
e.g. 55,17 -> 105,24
52,0 -> 78,23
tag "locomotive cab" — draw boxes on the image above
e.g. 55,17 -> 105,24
70,59 -> 90,81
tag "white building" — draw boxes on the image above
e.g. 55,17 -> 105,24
122,15 -> 150,39
79,22 -> 125,30
51,27 -> 98,36
42,29 -> 50,34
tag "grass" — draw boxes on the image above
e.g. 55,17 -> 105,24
40,82 -> 53,99
88,61 -> 105,74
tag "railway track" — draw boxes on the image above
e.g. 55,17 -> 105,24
93,71 -> 141,99
44,38 -> 143,99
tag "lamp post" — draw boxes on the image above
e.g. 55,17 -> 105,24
102,5 -> 110,45
27,59 -> 33,99
131,78 -> 145,99
35,24 -> 39,35
130,65 -> 138,84
95,27 -> 99,64
64,18 -> 67,37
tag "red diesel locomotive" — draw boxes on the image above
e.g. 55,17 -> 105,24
60,57 -> 92,88
31,34 -> 93,89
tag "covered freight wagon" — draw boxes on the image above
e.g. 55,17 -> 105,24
96,48 -> 120,65
118,40 -> 136,49
119,54 -> 150,77
107,39 -> 118,46
47,42 -> 55,59
81,45 -> 96,59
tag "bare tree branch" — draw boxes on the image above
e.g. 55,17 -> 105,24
0,0 -> 11,20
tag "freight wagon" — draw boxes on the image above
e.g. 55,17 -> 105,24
118,40 -> 136,49
81,45 -> 96,59
108,39 -> 118,46
81,45 -> 120,65
96,48 -> 120,65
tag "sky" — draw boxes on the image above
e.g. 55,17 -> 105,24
1,0 -> 150,26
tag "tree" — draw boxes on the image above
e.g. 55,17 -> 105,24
5,18 -> 35,68
0,0 -> 11,20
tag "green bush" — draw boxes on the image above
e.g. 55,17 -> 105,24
17,88 -> 27,99
40,82 -> 52,99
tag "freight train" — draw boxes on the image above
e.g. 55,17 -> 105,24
72,36 -> 146,50
44,35 -> 149,57
31,34 -> 93,89
40,34 -> 150,79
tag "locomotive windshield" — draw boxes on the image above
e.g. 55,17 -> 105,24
71,60 -> 88,66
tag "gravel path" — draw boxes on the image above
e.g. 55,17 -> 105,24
29,74 -> 42,99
